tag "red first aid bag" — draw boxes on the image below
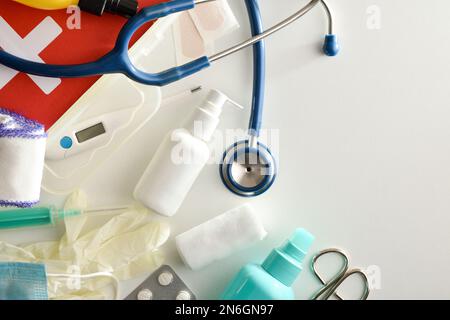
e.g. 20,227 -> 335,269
0,0 -> 162,129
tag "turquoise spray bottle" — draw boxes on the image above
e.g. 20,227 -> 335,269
221,228 -> 314,300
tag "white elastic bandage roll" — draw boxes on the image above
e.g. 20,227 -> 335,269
175,203 -> 267,270
0,109 -> 47,208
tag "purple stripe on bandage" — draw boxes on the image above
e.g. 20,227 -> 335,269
0,200 -> 39,208
0,108 -> 47,139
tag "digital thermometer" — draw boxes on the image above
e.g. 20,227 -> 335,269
46,107 -> 136,161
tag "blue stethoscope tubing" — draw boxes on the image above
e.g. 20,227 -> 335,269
0,0 -> 338,86
246,0 -> 265,138
219,0 -> 277,197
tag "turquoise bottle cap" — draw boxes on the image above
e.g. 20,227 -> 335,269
287,228 -> 315,259
262,228 -> 315,287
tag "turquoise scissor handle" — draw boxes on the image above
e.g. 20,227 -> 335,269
0,0 -> 211,86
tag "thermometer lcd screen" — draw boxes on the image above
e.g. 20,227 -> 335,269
75,123 -> 106,143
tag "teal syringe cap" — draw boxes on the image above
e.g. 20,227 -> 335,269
262,228 -> 315,287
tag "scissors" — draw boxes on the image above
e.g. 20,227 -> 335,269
311,248 -> 371,300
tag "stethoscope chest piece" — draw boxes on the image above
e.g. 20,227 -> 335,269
220,139 -> 276,197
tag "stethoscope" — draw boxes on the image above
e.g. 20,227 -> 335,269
0,0 -> 339,197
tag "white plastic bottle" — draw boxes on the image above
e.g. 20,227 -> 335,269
134,90 -> 233,217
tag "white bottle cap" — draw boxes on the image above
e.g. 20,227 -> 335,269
184,89 -> 243,142
201,90 -> 229,118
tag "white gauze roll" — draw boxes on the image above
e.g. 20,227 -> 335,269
175,203 -> 267,270
0,109 -> 46,208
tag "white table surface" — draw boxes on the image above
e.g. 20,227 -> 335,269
2,0 -> 450,300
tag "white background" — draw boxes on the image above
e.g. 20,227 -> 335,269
2,0 -> 450,300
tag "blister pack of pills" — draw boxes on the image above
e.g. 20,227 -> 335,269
125,265 -> 196,300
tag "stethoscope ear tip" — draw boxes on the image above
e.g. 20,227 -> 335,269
323,34 -> 340,57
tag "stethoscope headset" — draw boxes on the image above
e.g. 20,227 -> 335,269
0,0 -> 339,197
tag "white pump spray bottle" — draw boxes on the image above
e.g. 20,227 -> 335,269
134,89 -> 242,217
